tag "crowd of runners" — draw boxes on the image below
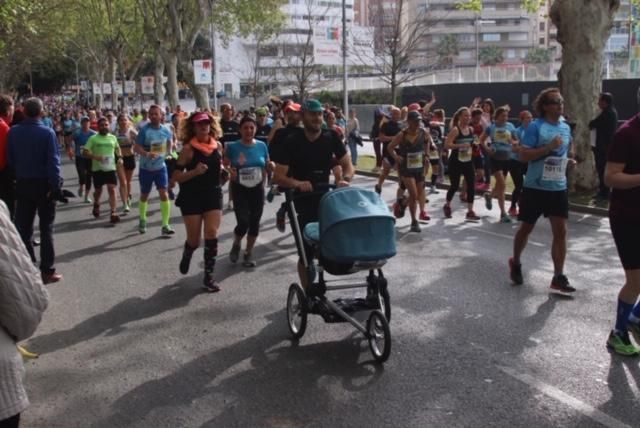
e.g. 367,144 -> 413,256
1,85 -> 640,371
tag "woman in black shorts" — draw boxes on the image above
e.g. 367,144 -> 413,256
387,111 -> 431,232
443,107 -> 480,222
173,111 -> 225,293
115,114 -> 137,214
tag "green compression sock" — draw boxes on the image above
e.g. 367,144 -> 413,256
139,200 -> 148,222
160,200 -> 171,227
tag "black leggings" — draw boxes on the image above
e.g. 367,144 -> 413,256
75,157 -> 92,188
509,160 -> 526,207
232,182 -> 264,237
446,158 -> 475,203
0,413 -> 20,428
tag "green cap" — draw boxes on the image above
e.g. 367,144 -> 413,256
255,107 -> 268,116
303,99 -> 323,112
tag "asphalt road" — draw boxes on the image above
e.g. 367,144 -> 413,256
20,158 -> 640,428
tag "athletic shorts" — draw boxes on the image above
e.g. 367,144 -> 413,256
122,155 -> 136,171
92,170 -> 118,187
400,170 -> 424,183
176,186 -> 222,216
610,216 -> 640,270
429,157 -> 439,166
139,167 -> 168,194
518,188 -> 569,225
491,159 -> 510,175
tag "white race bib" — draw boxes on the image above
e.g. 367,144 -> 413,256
542,156 -> 567,182
150,141 -> 165,154
458,147 -> 471,162
406,152 -> 423,170
238,167 -> 263,188
428,148 -> 439,160
101,156 -> 114,167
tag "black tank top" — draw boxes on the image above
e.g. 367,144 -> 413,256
398,129 -> 426,173
180,144 -> 222,194
450,126 -> 475,163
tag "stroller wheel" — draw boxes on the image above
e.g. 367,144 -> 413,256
367,310 -> 391,363
378,287 -> 391,323
287,283 -> 307,340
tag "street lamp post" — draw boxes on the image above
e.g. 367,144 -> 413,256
342,0 -> 348,117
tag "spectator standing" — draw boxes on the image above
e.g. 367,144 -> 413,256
0,94 -> 15,218
589,92 -> 618,200
7,98 -> 63,284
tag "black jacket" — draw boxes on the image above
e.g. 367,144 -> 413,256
589,106 -> 618,148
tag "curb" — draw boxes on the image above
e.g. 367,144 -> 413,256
355,170 -> 608,218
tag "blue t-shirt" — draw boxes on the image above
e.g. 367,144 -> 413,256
522,118 -> 572,191
42,117 -> 54,129
73,129 -> 97,158
136,123 -> 172,171
226,139 -> 269,188
63,119 -> 74,133
485,122 -> 516,160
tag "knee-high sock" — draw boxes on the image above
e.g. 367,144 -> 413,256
139,200 -> 148,221
204,239 -> 218,278
160,200 -> 171,227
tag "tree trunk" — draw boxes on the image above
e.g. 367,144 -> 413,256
181,60 -> 210,110
95,66 -> 104,110
550,0 -> 620,192
164,53 -> 179,109
109,56 -> 119,111
153,55 -> 165,106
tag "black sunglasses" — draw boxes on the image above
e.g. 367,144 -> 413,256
545,98 -> 564,105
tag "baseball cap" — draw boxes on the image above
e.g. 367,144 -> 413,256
255,107 -> 268,116
407,103 -> 422,112
191,112 -> 211,123
283,102 -> 301,113
302,99 -> 323,112
407,111 -> 422,121
80,116 -> 90,122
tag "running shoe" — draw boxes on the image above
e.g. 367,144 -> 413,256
92,203 -> 100,218
550,274 -> 576,294
374,184 -> 382,195
179,246 -> 193,275
202,277 -> 221,293
607,330 -> 640,356
110,213 -> 120,224
410,220 -> 421,233
42,271 -> 63,285
276,207 -> 286,233
443,204 -> 452,219
161,225 -> 175,236
123,205 -> 130,214
138,219 -> 147,234
429,185 -> 439,195
419,211 -> 431,222
266,186 -> 275,203
508,206 -> 518,217
484,192 -> 493,210
465,210 -> 480,222
509,257 -> 523,285
500,213 -> 512,223
628,322 -> 640,345
229,243 -> 241,263
242,252 -> 257,267
84,196 -> 92,204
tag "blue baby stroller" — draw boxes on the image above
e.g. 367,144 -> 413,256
285,186 -> 396,363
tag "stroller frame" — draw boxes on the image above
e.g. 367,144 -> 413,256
284,187 -> 392,363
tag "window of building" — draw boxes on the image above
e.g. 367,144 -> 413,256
539,37 -> 545,45
482,33 -> 500,42
508,32 -> 528,41
258,45 -> 278,57
459,50 -> 473,59
539,22 -> 545,32
507,49 -> 516,59
457,34 -> 475,43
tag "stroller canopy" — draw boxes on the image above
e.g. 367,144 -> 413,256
318,187 -> 396,263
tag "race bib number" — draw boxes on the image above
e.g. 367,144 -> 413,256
407,152 -> 423,170
150,141 -> 165,154
542,156 -> 567,182
428,148 -> 439,160
493,129 -> 509,143
458,146 -> 471,162
239,167 -> 263,188
101,156 -> 114,167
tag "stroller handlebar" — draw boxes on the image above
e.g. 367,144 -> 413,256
284,183 -> 337,202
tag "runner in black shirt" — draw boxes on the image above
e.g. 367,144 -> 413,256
273,99 -> 353,290
219,103 -> 239,210
254,107 -> 272,144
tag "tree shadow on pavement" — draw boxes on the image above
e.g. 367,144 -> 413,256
596,354 -> 640,426
28,277 -> 205,355
97,310 -> 384,428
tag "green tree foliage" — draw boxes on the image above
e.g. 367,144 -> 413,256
524,47 -> 552,64
437,34 -> 460,66
479,46 -> 503,65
